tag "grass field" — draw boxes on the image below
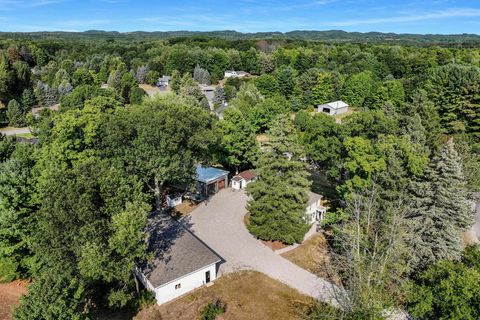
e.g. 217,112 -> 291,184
281,234 -> 340,285
135,271 -> 314,320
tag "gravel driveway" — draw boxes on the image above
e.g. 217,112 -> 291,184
183,188 -> 339,304
0,127 -> 31,136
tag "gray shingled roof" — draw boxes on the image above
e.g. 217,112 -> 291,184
308,192 -> 323,206
139,213 -> 222,288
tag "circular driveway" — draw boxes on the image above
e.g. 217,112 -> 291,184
182,188 -> 339,304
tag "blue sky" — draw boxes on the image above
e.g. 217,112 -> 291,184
0,0 -> 479,34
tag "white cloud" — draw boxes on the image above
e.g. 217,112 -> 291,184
327,7 -> 480,27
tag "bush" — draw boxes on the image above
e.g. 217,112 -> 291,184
406,245 -> 480,320
200,299 -> 226,320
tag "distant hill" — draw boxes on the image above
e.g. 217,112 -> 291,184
1,29 -> 479,45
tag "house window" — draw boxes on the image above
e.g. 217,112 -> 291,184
175,283 -> 181,290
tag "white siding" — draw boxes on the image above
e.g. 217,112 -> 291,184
232,179 -> 242,190
166,195 -> 182,208
334,106 -> 349,115
152,263 -> 218,305
306,200 -> 320,224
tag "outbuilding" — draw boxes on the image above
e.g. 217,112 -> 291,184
306,192 -> 327,224
137,213 -> 222,305
224,70 -> 250,78
231,170 -> 257,190
196,166 -> 229,196
157,75 -> 171,87
166,193 -> 183,208
317,100 -> 349,115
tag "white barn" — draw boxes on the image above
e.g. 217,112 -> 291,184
137,213 -> 222,305
306,192 -> 327,224
231,170 -> 257,190
317,100 -> 349,115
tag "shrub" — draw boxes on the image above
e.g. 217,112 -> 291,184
200,299 -> 226,320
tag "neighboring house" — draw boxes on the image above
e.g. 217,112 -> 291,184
157,75 -> 171,87
317,100 -> 349,115
197,166 -> 229,196
224,70 -> 250,78
31,103 -> 60,119
199,84 -> 216,109
232,170 -> 257,190
137,213 -> 222,305
306,192 -> 327,224
166,193 -> 183,208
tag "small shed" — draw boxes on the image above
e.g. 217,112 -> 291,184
166,193 -> 183,208
137,213 -> 222,305
317,100 -> 349,115
232,170 -> 257,190
196,166 -> 229,195
306,192 -> 327,224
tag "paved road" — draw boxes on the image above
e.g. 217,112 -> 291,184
0,127 -> 31,136
183,188 -> 340,305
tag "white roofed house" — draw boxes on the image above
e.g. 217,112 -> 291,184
136,213 -> 222,305
306,192 -> 327,225
224,70 -> 250,78
317,100 -> 349,115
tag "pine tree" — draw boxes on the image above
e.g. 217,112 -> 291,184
193,65 -> 211,85
212,87 -> 226,107
407,138 -> 474,270
246,115 -> 311,244
6,99 -> 25,127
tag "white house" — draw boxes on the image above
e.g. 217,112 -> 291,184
317,100 -> 349,115
224,70 -> 250,78
137,213 -> 222,305
232,170 -> 257,190
306,192 -> 327,224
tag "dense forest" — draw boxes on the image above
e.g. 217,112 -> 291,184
0,33 -> 479,319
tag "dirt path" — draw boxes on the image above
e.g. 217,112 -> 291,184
183,189 -> 340,306
0,281 -> 28,320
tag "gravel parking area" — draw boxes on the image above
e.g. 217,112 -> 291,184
182,188 -> 339,304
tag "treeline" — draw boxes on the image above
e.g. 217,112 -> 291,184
1,30 -> 480,45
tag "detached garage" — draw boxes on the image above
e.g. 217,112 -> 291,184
137,213 -> 222,305
196,166 -> 229,196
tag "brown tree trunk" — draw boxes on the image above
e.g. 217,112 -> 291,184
133,271 -> 140,297
154,176 -> 163,212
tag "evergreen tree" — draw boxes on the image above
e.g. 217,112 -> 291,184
0,145 -> 37,281
275,65 -> 296,98
212,86 -> 226,107
6,99 -> 25,127
246,115 -> 310,244
193,65 -> 211,85
20,88 -> 36,110
407,138 -> 474,270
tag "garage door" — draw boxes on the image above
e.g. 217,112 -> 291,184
218,179 -> 225,190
